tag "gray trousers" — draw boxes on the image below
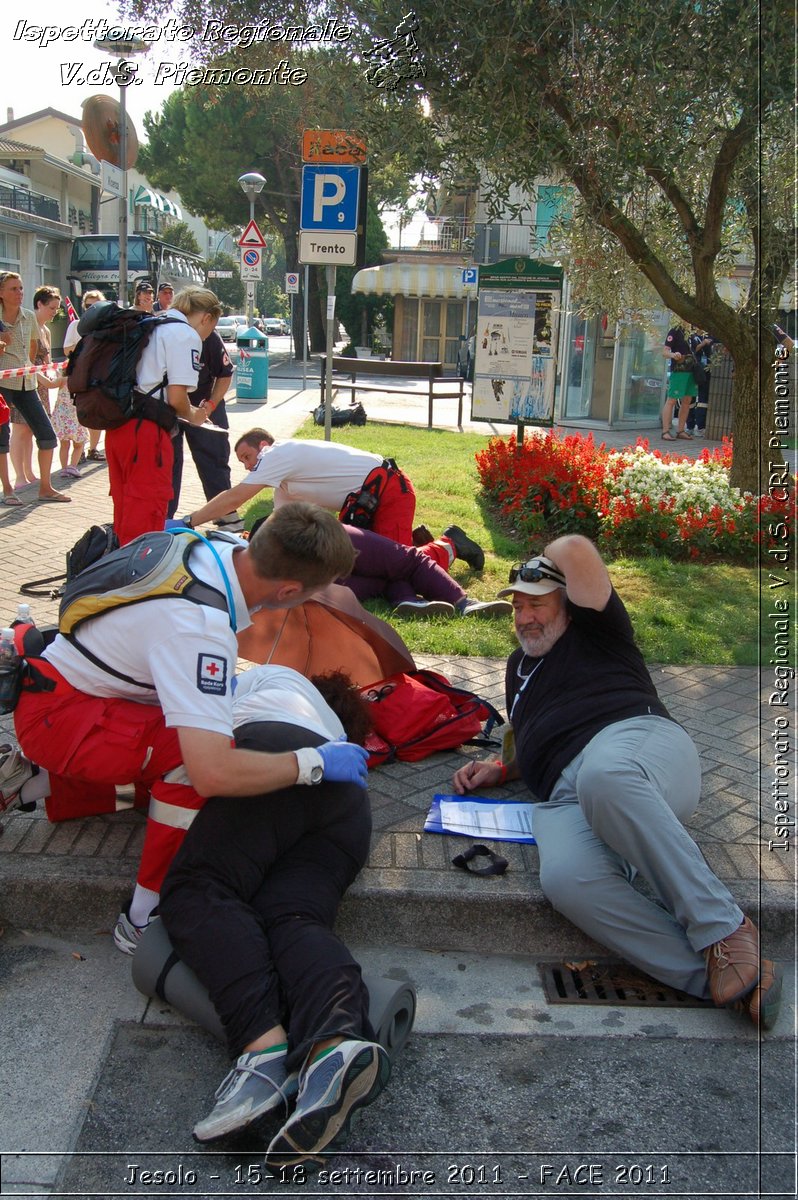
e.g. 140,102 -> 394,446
533,716 -> 744,998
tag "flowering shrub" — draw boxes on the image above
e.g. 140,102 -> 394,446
475,433 -> 794,561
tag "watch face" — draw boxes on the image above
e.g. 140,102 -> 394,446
310,765 -> 324,784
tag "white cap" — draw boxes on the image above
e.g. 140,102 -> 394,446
497,555 -> 566,598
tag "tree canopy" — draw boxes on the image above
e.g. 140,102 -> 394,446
341,0 -> 794,492
137,41 -> 440,350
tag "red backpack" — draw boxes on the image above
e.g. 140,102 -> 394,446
360,669 -> 502,766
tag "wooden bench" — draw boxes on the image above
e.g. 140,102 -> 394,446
320,356 -> 464,429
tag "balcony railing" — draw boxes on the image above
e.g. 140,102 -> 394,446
397,219 -> 553,262
416,221 -> 476,253
0,185 -> 61,224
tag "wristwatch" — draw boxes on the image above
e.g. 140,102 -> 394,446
181,513 -> 195,528
295,747 -> 324,785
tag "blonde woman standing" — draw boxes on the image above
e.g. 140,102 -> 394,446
105,286 -> 219,544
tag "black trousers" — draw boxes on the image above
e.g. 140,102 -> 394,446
159,722 -> 374,1069
168,401 -> 232,516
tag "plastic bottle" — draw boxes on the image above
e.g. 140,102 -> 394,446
0,628 -> 22,715
12,603 -> 34,627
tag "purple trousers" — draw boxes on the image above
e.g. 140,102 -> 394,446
341,526 -> 465,607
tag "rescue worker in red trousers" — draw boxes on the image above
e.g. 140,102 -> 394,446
105,286 -> 217,546
7,504 -> 363,955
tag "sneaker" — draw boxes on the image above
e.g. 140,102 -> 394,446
0,744 -> 36,815
194,1048 -> 299,1143
214,512 -> 245,530
59,466 -> 82,479
112,904 -> 158,955
457,598 -> 513,618
705,916 -> 761,1006
442,525 -> 485,571
267,1039 -> 390,1166
393,599 -> 455,618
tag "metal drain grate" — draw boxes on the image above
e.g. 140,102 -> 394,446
538,959 -> 714,1008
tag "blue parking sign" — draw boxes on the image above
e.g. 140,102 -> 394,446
301,165 -> 361,232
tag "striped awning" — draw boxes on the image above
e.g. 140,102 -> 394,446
133,186 -> 183,220
351,262 -> 478,299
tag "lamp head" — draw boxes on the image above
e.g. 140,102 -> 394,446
238,171 -> 266,199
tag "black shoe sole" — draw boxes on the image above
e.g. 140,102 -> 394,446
267,1045 -> 390,1166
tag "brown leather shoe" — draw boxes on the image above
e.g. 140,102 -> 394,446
705,916 -> 761,1006
748,959 -> 782,1030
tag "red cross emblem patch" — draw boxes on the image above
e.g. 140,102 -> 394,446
196,653 -> 227,695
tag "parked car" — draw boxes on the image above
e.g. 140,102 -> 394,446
217,315 -> 247,342
264,316 -> 290,335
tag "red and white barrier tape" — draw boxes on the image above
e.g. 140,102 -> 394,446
0,359 -> 67,381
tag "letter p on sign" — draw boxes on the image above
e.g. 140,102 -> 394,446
313,174 -> 346,222
300,165 -> 361,232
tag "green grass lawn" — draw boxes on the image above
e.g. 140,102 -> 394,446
240,421 -> 767,666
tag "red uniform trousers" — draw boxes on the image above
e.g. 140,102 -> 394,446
14,660 -> 206,893
106,419 -> 175,547
369,471 -> 449,571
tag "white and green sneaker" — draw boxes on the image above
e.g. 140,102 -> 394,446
267,1039 -> 390,1166
194,1048 -> 299,1143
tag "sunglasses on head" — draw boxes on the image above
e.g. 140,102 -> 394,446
508,558 -> 566,587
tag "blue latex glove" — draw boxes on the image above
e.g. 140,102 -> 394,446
164,519 -> 189,531
317,738 -> 370,788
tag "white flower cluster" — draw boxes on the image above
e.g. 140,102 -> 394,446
605,446 -> 745,515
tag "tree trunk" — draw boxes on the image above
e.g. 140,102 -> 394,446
307,267 -> 327,353
728,337 -> 787,495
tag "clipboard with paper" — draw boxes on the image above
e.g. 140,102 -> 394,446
425,794 -> 536,844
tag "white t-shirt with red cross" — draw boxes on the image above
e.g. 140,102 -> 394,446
44,540 -> 251,736
136,309 -> 202,395
246,439 -> 383,509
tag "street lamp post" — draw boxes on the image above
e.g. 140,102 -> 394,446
93,36 -> 149,306
238,172 -> 266,326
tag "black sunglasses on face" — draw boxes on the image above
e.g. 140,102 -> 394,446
508,558 -> 566,587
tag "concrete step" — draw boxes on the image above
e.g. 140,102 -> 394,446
0,812 -> 793,960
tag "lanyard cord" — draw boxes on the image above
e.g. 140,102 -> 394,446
509,654 -> 544,720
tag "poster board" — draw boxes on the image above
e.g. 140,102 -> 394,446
471,258 -> 563,425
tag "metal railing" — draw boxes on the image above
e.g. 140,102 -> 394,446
399,219 -> 552,261
0,185 -> 60,224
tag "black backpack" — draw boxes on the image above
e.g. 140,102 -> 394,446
66,302 -> 181,431
312,401 -> 367,427
19,523 -> 120,600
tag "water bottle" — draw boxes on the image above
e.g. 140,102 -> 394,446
0,627 -> 23,714
12,603 -> 34,627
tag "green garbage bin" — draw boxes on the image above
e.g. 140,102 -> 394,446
235,326 -> 268,401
